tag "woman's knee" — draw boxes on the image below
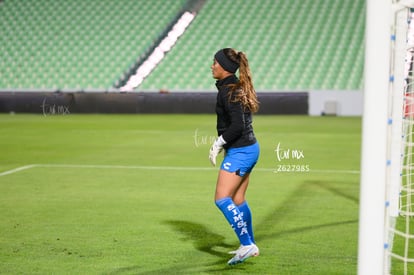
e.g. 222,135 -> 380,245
214,170 -> 243,200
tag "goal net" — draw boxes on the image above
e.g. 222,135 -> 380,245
359,1 -> 414,275
385,3 -> 414,275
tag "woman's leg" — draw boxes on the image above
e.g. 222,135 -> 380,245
232,173 -> 249,205
232,174 -> 255,244
214,170 -> 254,246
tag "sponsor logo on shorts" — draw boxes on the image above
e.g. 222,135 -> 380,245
223,162 -> 232,170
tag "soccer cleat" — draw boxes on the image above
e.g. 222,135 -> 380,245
228,245 -> 242,255
229,244 -> 260,256
227,244 -> 259,265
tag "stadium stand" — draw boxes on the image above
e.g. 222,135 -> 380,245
0,0 -> 187,90
139,0 -> 365,91
0,0 -> 365,91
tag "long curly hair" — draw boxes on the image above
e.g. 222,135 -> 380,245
223,48 -> 259,113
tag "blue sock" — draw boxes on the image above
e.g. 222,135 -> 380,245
215,197 -> 253,246
237,201 -> 255,244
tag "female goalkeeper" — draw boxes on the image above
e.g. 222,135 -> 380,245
209,48 -> 260,265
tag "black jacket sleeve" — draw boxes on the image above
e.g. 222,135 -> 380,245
216,88 -> 256,149
215,75 -> 256,149
221,97 -> 245,144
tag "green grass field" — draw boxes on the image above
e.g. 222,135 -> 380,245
0,114 -> 363,274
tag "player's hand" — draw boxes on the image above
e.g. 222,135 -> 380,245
209,136 -> 226,166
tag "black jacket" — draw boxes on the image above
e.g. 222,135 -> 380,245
215,74 -> 257,149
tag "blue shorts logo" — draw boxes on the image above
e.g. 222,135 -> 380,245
223,162 -> 232,170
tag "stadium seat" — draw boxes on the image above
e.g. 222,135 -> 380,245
139,0 -> 365,91
0,0 -> 365,91
0,0 -> 187,89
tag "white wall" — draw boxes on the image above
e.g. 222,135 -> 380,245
308,90 -> 363,116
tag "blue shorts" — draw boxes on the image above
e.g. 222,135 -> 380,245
220,142 -> 260,177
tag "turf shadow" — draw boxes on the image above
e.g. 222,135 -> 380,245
162,220 -> 260,272
162,220 -> 234,258
307,179 -> 359,204
106,220 -> 244,274
254,180 -> 358,243
106,261 -> 250,275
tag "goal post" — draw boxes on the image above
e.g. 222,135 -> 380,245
358,0 -> 391,274
358,1 -> 414,274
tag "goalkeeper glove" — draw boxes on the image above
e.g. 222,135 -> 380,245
209,135 -> 226,166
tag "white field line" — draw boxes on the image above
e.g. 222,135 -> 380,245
0,163 -> 360,177
0,164 -> 37,177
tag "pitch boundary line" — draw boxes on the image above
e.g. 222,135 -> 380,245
0,164 -> 37,177
0,163 -> 360,177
